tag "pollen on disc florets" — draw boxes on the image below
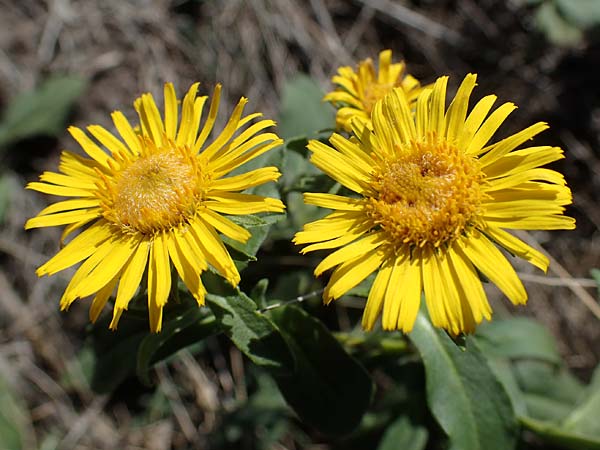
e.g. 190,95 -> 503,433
366,136 -> 484,249
99,139 -> 208,236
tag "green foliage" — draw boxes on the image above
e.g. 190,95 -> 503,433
277,74 -> 335,140
268,305 -> 374,436
0,375 -> 30,450
0,75 -> 87,148
410,313 -> 518,450
206,290 -> 293,374
528,0 -> 600,46
377,416 -> 428,450
474,317 -> 600,449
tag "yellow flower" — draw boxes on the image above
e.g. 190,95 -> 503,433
324,49 -> 424,132
26,83 -> 285,332
295,74 -> 575,335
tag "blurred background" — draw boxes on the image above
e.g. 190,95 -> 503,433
1,0 -> 600,448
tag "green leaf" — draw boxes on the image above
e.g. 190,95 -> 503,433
521,416 -> 600,450
409,313 -> 518,450
474,317 -> 561,364
535,1 -> 583,47
278,74 -> 335,140
268,305 -> 374,436
516,364 -> 600,449
513,360 -> 585,411
0,375 -> 31,450
555,0 -> 600,29
377,416 -> 428,450
0,175 -> 13,224
206,291 -> 293,374
562,364 -> 600,438
0,75 -> 87,147
136,305 -> 220,385
590,268 -> 600,297
222,213 -> 285,263
89,314 -> 149,393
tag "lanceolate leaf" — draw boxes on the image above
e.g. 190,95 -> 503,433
206,291 -> 293,374
268,305 -> 374,436
409,313 -> 518,450
0,75 -> 87,148
278,74 -> 335,140
377,416 -> 428,450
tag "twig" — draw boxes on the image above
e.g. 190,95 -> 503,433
156,364 -> 198,444
57,395 -> 109,450
515,230 -> 600,320
259,289 -> 324,312
353,0 -> 463,45
517,272 -> 597,288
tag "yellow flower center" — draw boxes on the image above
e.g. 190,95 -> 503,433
102,142 -> 206,235
363,82 -> 394,114
366,138 -> 484,249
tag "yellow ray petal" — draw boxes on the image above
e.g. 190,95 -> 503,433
381,255 -> 408,330
483,226 -> 548,272
59,235 -> 123,309
415,88 -> 432,137
25,208 -> 102,229
484,168 -> 566,192
428,76 -> 448,136
394,256 -> 423,333
361,260 -> 393,331
483,214 -> 576,230
39,172 -> 97,189
112,110 -> 141,155
175,82 -> 201,147
87,125 -> 130,156
148,232 -> 171,332
210,167 -> 281,192
201,208 -> 251,243
308,140 -> 370,194
465,102 -> 517,155
483,146 -> 564,179
315,232 -> 384,276
302,193 -> 365,211
164,82 -> 178,140
37,198 -> 100,216
138,93 -> 165,147
445,74 -> 477,142
479,122 -> 549,164
68,126 -> 112,168
73,237 -> 139,299
200,97 -> 248,160
384,88 -> 416,143
114,239 -> 150,310
167,232 -> 207,306
457,231 -> 527,305
205,192 -> 284,215
26,182 -> 94,198
189,218 -> 239,286
90,271 -> 120,323
457,94 -> 497,148
194,84 -> 222,152
323,247 -> 386,302
36,222 -> 114,276
446,246 -> 489,330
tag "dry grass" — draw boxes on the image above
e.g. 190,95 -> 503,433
1,0 -> 599,448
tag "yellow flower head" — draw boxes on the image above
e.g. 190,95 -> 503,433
324,49 -> 424,132
26,83 -> 285,332
295,74 -> 575,335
